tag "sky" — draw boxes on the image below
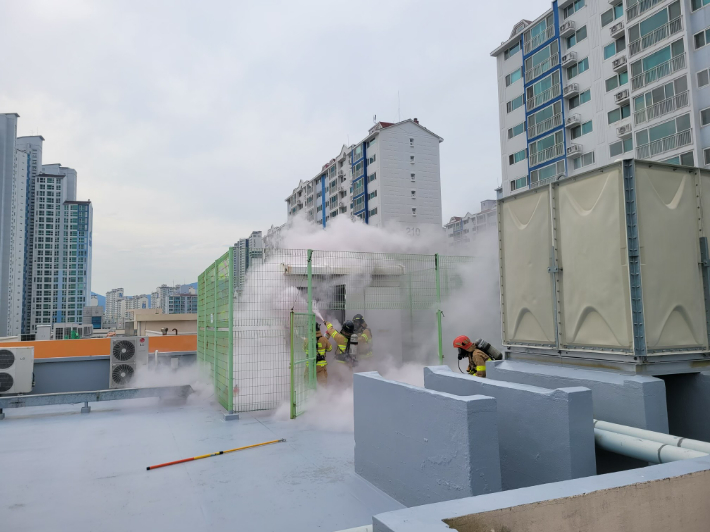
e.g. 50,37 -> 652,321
0,0 -> 543,295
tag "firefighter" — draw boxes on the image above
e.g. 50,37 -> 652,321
325,320 -> 355,365
352,314 -> 373,359
303,322 -> 331,385
453,336 -> 502,378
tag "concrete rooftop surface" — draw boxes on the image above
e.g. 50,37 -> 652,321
0,397 -> 403,531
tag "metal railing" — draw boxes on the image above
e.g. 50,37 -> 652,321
634,91 -> 689,125
530,174 -> 560,189
525,54 -> 559,83
529,143 -> 564,167
527,84 -> 561,111
529,113 -> 563,138
636,128 -> 692,159
631,53 -> 685,91
524,25 -> 555,54
628,18 -> 682,57
627,0 -> 665,22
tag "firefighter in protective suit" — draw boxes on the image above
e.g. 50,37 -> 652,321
352,314 -> 373,359
303,322 -> 331,385
453,336 -> 503,378
325,320 -> 355,365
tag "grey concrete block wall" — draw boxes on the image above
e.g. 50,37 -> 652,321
423,366 -> 595,490
662,371 -> 710,442
487,361 -> 669,432
353,372 -> 502,507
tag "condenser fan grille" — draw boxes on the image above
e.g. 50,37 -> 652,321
0,349 -> 15,370
0,373 -> 14,393
112,364 -> 135,385
112,340 -> 136,362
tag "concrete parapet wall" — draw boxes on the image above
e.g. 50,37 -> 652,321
353,372 -> 502,507
423,366 -> 595,490
662,371 -> 710,442
373,456 -> 710,532
487,360 -> 668,432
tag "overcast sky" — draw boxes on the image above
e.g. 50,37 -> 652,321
0,0 -> 542,295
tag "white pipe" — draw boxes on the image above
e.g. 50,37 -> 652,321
594,419 -> 710,455
594,429 -> 707,463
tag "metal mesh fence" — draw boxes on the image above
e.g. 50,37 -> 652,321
197,248 -> 234,412
199,247 -> 477,416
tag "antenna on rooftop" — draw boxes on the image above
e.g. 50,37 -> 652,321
398,91 -> 401,122
373,114 -> 377,124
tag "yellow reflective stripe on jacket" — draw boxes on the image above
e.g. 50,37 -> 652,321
360,333 -> 370,342
316,360 -> 327,367
476,365 -> 487,372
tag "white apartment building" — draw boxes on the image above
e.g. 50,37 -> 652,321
444,200 -> 498,245
16,135 -> 44,335
7,148 -> 29,335
492,0 -> 710,197
105,288 -> 124,328
234,231 -> 264,292
29,168 -> 93,332
0,113 -> 19,337
285,119 -> 443,233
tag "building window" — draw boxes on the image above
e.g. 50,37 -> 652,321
530,160 -> 565,184
662,151 -> 695,166
505,68 -> 523,86
410,173 -> 416,181
630,40 -> 684,81
566,26 -> 587,49
608,104 -> 631,124
368,190 -> 378,200
411,208 -> 417,216
409,155 -> 415,163
507,122 -> 526,139
701,108 -> 710,127
572,151 -> 595,170
693,0 -> 710,10
635,113 -> 691,147
610,138 -> 634,157
605,72 -> 629,91
569,89 -> 591,109
507,94 -> 524,113
604,37 -> 626,60
601,4 -> 624,26
704,148 -> 710,165
563,0 -> 585,19
368,172 -> 377,182
369,208 -> 378,216
509,149 -> 527,165
699,69 -> 710,88
510,176 -> 527,191
571,120 -> 593,139
504,41 -> 521,60
567,57 -> 589,79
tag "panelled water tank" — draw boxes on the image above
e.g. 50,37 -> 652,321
497,159 -> 710,374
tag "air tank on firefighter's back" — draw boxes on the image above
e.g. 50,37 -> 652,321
497,159 -> 710,375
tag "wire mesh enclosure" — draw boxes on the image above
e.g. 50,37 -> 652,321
199,247 -> 477,416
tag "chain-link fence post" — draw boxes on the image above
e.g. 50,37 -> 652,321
228,246 -> 235,414
289,310 -> 296,420
435,253 -> 443,364
307,249 -> 316,389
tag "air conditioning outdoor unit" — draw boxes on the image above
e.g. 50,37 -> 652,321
109,336 -> 149,389
612,56 -> 628,72
567,144 -> 582,157
561,51 -> 577,66
0,347 -> 35,395
610,21 -> 624,38
615,89 -> 630,104
560,21 -> 576,37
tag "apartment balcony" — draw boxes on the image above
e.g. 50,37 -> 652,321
567,144 -> 583,158
525,54 -> 559,83
627,0 -> 665,22
530,113 -> 563,138
612,56 -> 628,73
615,89 -> 630,105
565,114 -> 581,128
636,129 -> 692,159
524,25 -> 555,54
561,51 -> 577,67
530,174 -> 561,189
628,17 -> 682,57
559,20 -> 576,38
633,91 -> 689,125
610,21 -> 625,39
527,83 -> 561,111
631,53 -> 685,91
530,143 -> 565,167
563,83 -> 580,98
617,123 -> 632,138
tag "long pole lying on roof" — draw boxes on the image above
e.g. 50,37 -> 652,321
146,438 -> 286,471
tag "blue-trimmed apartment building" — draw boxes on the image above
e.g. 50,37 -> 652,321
286,119 -> 444,232
492,0 -> 710,198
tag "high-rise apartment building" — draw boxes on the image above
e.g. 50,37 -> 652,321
7,148 -> 29,335
105,288 -> 124,328
16,135 -> 44,335
285,119 -> 443,232
167,293 -> 197,314
234,231 -> 264,292
444,200 -> 498,245
0,113 -> 19,337
492,0 -> 708,198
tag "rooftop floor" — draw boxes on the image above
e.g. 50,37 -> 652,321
0,395 -> 402,531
